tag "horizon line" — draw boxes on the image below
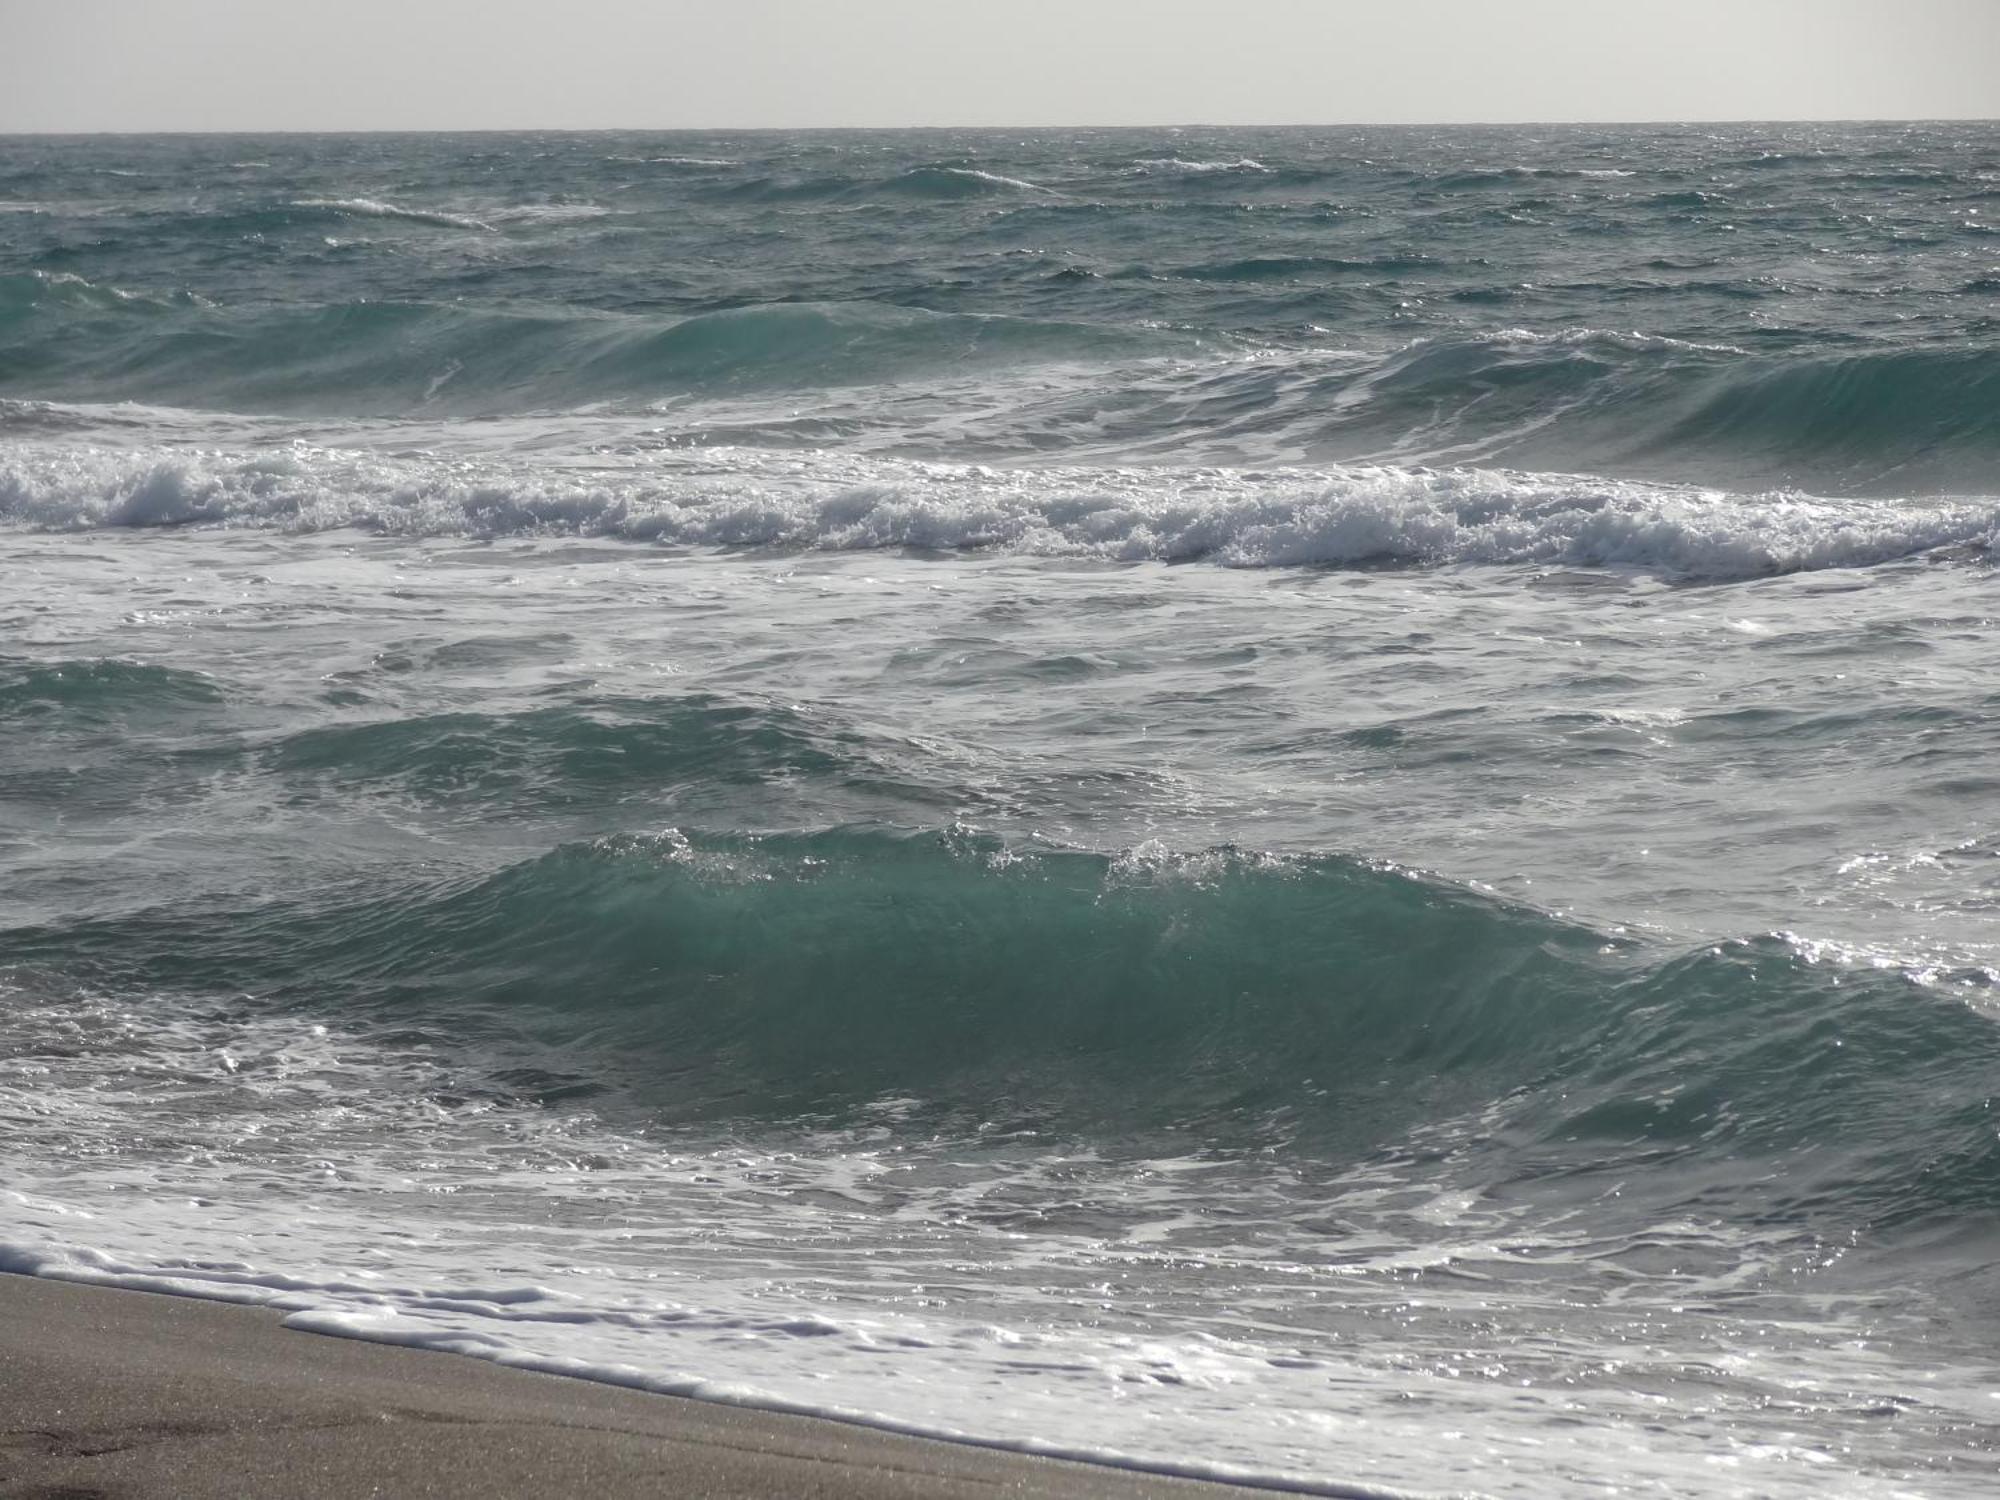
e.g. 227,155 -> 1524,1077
2,115 -> 1997,138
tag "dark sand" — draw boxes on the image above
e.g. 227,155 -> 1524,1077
0,1272 -> 1283,1499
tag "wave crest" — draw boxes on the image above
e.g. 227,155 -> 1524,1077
290,197 -> 494,231
881,165 -> 1050,197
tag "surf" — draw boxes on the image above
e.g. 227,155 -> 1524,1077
4,440 -> 1994,579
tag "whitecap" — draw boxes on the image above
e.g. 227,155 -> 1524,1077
292,197 -> 493,231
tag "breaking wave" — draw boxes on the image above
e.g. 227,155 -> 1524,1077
1,444 -> 1992,579
7,824 -> 1996,1229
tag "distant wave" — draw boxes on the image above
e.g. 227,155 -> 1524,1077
485,203 -> 615,225
0,288 -> 1174,411
604,154 -> 736,168
1087,329 -> 2000,494
1431,166 -> 1637,189
0,655 -> 222,720
0,269 -> 151,312
1129,157 -> 1273,175
2,444 -> 1992,580
0,269 -> 210,316
3,278 -> 1998,491
1169,254 -> 1439,282
879,165 -> 1051,197
290,197 -> 494,231
711,164 -> 1051,203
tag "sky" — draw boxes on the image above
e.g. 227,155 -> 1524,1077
3,0 -> 1997,132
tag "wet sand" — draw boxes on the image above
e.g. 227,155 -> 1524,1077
0,1271 -> 1284,1499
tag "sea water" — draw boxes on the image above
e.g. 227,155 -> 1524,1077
3,124 -> 1999,1497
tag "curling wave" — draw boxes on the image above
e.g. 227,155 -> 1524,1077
7,826 -> 1996,1230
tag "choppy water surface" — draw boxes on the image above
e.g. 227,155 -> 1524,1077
4,125 -> 2000,1498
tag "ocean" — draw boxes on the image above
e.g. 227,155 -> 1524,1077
2,123 -> 1998,1497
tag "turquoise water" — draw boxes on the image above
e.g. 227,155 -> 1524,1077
3,125 -> 2000,1497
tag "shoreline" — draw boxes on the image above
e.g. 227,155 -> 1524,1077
0,1270 -> 1325,1499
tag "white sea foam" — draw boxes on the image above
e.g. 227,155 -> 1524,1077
0,444 -> 1991,581
0,973 -> 1461,1498
1,1233 -> 1418,1499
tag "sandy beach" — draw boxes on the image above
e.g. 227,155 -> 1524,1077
0,1272 -> 1278,1499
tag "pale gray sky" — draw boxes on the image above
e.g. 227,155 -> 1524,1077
4,0 -> 1997,132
